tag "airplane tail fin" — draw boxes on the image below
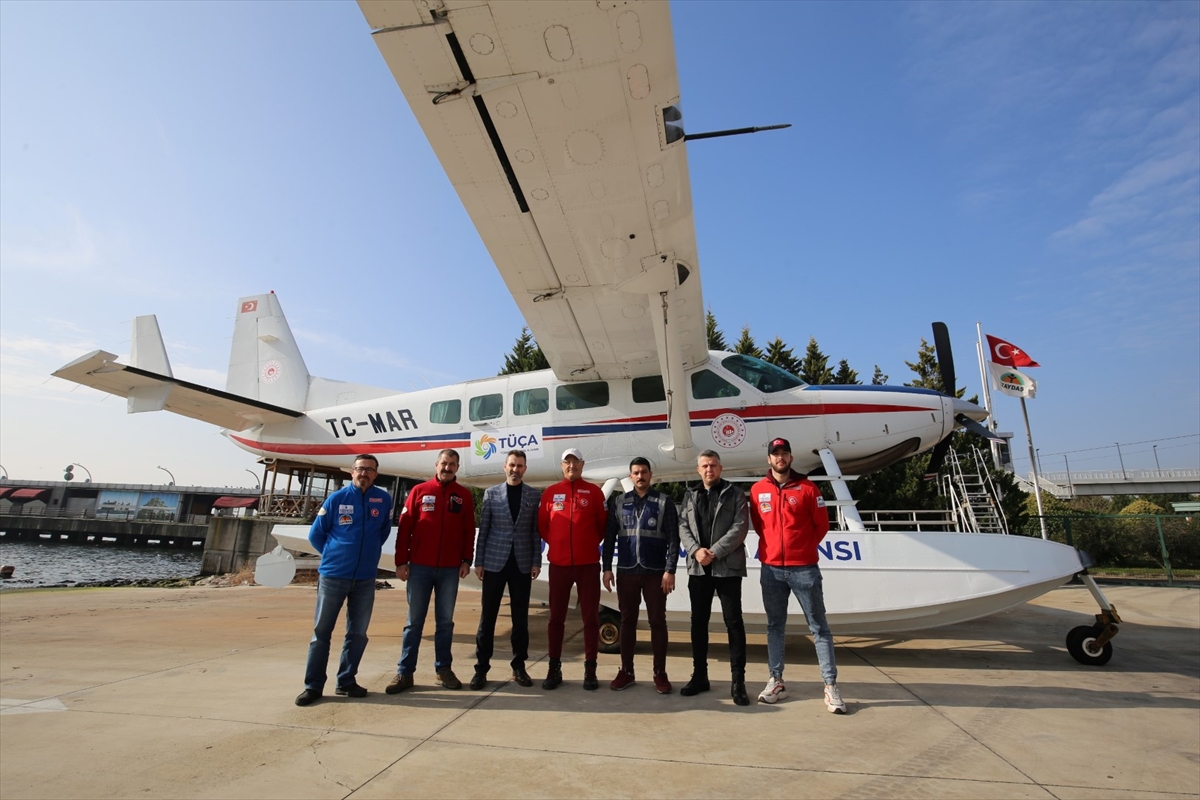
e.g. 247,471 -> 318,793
226,293 -> 311,412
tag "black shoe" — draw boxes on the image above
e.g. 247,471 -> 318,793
542,658 -> 563,690
511,666 -> 533,687
470,668 -> 488,691
731,680 -> 750,706
334,682 -> 367,698
679,675 -> 710,697
583,660 -> 599,691
295,688 -> 322,706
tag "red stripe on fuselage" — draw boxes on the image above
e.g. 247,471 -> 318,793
229,434 -> 471,456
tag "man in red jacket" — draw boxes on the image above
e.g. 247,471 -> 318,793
539,447 -> 608,690
386,449 -> 475,694
749,438 -> 846,713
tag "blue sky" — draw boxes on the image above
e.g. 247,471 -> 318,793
1,0 -> 1197,487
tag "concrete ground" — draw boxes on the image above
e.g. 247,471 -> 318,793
0,583 -> 1196,799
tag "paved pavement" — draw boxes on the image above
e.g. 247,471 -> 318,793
1,582 -> 1196,799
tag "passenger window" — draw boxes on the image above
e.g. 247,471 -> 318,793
429,399 -> 461,425
632,375 -> 666,403
513,388 -> 549,416
691,370 -> 741,400
469,393 -> 503,422
556,382 -> 610,411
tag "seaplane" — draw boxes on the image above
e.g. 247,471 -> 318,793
52,0 -> 1119,665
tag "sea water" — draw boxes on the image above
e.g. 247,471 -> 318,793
0,539 -> 201,590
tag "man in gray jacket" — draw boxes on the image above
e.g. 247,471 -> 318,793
677,449 -> 751,705
470,450 -> 543,690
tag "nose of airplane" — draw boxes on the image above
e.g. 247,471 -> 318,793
953,397 -> 989,422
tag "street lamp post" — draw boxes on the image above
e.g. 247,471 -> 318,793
245,469 -> 261,489
0,464 -> 7,480
1153,445 -> 1161,471
65,463 -> 93,483
1115,442 -> 1127,480
157,466 -> 176,486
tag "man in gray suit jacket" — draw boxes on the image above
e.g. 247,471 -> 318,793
471,450 -> 543,690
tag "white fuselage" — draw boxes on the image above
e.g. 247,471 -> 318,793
225,351 -> 974,486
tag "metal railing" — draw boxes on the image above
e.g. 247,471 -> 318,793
1016,513 -> 1199,586
0,505 -> 209,525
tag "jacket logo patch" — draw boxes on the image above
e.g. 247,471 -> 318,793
579,498 -> 589,507
420,495 -> 436,512
449,495 -> 463,513
757,493 -> 772,502
759,503 -> 772,513
787,496 -> 798,506
339,504 -> 354,514
370,508 -> 380,517
552,502 -> 565,512
338,515 -> 353,526
369,497 -> 385,503
553,494 -> 566,502
317,507 -> 327,516
816,498 -> 827,508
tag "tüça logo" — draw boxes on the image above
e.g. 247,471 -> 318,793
474,434 -> 498,459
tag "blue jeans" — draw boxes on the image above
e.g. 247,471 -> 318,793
760,564 -> 837,685
304,575 -> 376,691
397,564 -> 461,675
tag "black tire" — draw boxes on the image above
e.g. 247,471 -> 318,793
1066,624 -> 1113,666
598,607 -> 621,655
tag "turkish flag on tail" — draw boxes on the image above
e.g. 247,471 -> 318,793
985,334 -> 1040,368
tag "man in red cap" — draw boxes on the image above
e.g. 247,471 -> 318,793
749,438 -> 846,713
538,447 -> 608,690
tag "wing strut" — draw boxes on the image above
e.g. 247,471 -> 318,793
652,290 -> 696,463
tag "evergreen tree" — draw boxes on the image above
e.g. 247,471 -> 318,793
798,338 -> 834,385
832,359 -> 860,385
903,339 -> 965,398
733,325 -> 763,359
705,308 -> 729,351
763,337 -> 801,375
499,327 -> 550,375
871,365 -> 888,385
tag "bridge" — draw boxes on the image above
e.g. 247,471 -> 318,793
1016,469 -> 1200,498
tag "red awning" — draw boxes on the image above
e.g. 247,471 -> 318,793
0,487 -> 14,499
213,496 -> 259,509
9,488 -> 49,501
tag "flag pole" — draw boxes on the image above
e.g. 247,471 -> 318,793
975,322 -> 1000,467
1019,396 -> 1048,539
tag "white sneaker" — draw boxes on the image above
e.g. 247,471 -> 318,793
758,676 -> 787,704
824,683 -> 846,714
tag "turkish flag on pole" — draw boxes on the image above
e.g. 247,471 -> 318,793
985,334 -> 1040,368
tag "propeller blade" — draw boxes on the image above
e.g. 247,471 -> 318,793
932,322 -> 955,396
923,437 -> 952,481
956,413 -> 1003,441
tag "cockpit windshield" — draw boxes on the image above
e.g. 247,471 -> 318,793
721,354 -> 806,393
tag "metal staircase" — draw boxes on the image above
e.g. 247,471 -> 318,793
941,446 -> 1009,534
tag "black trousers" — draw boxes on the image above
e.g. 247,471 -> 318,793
474,552 -> 533,671
687,574 -> 746,679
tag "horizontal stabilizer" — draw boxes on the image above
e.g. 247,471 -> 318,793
53,350 -> 302,431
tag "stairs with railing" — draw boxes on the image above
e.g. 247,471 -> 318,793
941,446 -> 1008,534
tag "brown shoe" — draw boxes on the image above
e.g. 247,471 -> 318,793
437,669 -> 462,690
385,673 -> 413,695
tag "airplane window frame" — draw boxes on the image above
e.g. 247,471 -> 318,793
555,381 -> 610,411
469,393 -> 504,422
721,354 -> 806,393
429,399 -> 461,425
631,375 -> 666,404
513,387 -> 549,416
690,369 -> 741,400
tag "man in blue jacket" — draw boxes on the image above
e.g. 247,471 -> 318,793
296,454 -> 393,706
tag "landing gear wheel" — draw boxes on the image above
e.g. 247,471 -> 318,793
598,607 -> 620,655
1067,624 -> 1113,666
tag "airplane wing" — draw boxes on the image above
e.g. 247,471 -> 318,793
52,350 -> 303,431
360,0 -> 707,385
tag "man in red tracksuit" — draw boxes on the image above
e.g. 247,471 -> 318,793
387,449 -> 475,693
538,447 -> 608,690
750,437 -> 846,713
